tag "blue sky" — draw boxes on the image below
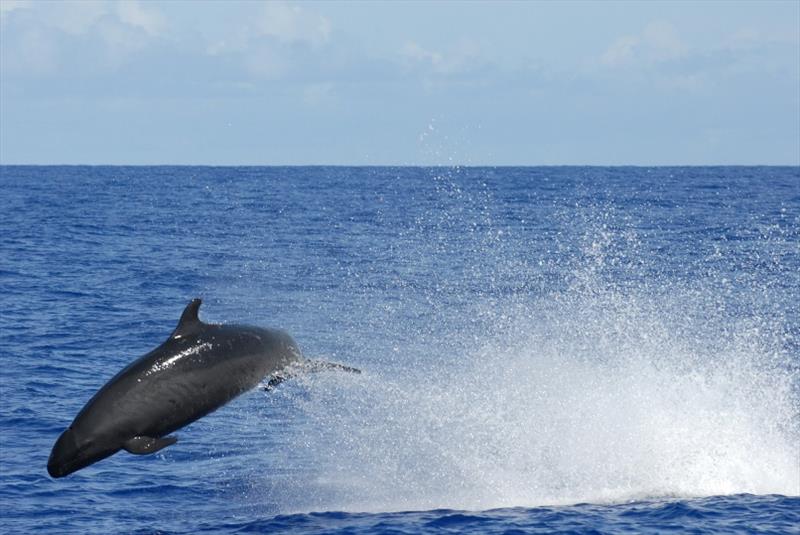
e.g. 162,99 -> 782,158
1,0 -> 798,165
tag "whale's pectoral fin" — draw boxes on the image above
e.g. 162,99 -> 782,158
123,435 -> 178,455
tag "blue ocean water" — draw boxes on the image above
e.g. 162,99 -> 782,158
1,166 -> 798,534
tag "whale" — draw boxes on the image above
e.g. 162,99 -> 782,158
47,298 -> 358,478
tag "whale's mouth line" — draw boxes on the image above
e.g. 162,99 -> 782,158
47,456 -> 81,478
48,430 -> 120,479
48,440 -> 89,478
48,445 -> 120,478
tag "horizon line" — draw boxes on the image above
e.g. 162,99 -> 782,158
2,163 -> 799,168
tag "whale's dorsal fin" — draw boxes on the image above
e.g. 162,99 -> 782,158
171,298 -> 203,339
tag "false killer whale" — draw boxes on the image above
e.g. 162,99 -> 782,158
47,298 -> 358,478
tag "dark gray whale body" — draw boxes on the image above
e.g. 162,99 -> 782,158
47,298 -> 357,478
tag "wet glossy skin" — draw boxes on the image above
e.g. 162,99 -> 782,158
47,299 -> 301,478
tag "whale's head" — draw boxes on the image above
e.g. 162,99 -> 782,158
47,425 -> 119,478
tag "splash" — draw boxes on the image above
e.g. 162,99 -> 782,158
246,168 -> 799,512
271,285 -> 798,512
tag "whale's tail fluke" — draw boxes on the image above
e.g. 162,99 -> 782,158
303,359 -> 361,375
264,359 -> 361,391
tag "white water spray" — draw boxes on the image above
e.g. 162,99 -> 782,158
245,171 -> 799,513
273,287 -> 798,512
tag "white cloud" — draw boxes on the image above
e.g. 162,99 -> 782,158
402,41 -> 444,68
0,0 -> 32,15
243,44 -> 288,78
642,21 -> 687,61
47,1 -> 107,36
723,26 -> 800,52
598,18 -> 799,92
0,0 -> 168,75
594,21 -> 719,94
30,0 -> 165,38
255,1 -> 331,46
600,35 -> 639,67
203,1 -> 333,80
400,39 -> 486,77
116,0 -> 166,37
206,32 -> 250,57
601,21 -> 688,67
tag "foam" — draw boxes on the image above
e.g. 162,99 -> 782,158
279,288 -> 796,511
250,173 -> 799,512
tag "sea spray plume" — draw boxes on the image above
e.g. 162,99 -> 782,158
281,289 -> 798,512
248,187 -> 799,512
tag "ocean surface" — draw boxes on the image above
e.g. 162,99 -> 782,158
1,166 -> 798,534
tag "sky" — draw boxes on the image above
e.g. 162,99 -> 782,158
0,0 -> 798,165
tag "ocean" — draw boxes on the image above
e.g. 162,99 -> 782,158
1,166 -> 798,534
